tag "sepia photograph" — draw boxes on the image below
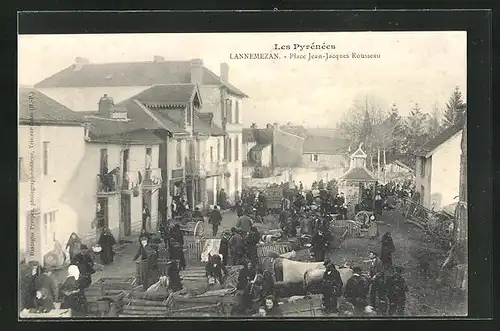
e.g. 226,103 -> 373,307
18,30 -> 468,319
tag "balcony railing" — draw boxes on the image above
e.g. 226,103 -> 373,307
186,159 -> 229,178
97,171 -> 122,196
122,170 -> 141,191
141,168 -> 163,188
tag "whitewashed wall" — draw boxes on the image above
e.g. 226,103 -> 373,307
430,131 -> 462,210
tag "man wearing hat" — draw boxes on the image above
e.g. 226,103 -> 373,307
344,266 -> 370,315
321,260 -> 343,314
71,244 -> 95,289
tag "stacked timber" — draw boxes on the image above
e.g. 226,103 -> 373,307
278,295 -> 325,317
118,291 -> 173,317
166,292 -> 237,317
84,277 -> 136,317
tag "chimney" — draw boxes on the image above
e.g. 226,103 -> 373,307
74,57 -> 89,71
220,63 -> 229,82
154,55 -> 165,62
98,94 -> 114,117
190,59 -> 204,85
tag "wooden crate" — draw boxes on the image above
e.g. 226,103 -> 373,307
166,302 -> 224,317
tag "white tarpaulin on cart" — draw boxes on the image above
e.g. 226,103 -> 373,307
201,239 -> 222,262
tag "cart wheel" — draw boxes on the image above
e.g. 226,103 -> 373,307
355,211 -> 370,225
193,220 -> 204,242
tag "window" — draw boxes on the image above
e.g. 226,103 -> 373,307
223,137 -> 228,161
19,157 -> 27,182
217,141 -> 221,162
176,140 -> 182,167
210,146 -> 214,163
43,142 -> 49,176
235,169 -> 239,191
235,101 -> 240,124
420,158 -> 426,178
100,148 -> 108,175
311,154 -> 319,162
145,147 -> 152,169
227,137 -> 232,162
186,106 -> 193,127
234,136 -> 239,161
43,211 -> 57,245
226,99 -> 233,123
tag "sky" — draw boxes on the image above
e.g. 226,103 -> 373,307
18,32 -> 466,128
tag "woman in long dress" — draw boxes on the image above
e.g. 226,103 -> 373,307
367,215 -> 379,240
98,227 -> 116,265
59,265 -> 87,316
65,233 -> 82,262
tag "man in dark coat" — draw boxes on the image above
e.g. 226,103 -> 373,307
305,191 -> 314,206
168,224 -> 186,270
334,193 -> 346,219
71,244 -> 95,289
321,260 -> 343,314
381,232 -> 396,268
133,236 -> 151,261
311,228 -> 329,262
219,229 -> 232,266
245,226 -> 261,267
97,227 -> 116,265
344,266 -> 370,314
228,227 -> 245,266
236,213 -> 252,234
209,205 -> 223,237
386,266 -> 408,316
34,267 -> 58,311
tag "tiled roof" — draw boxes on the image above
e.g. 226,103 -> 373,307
279,125 -> 308,138
414,119 -> 465,157
273,130 -> 304,167
132,84 -> 198,106
338,167 -> 377,182
243,128 -> 256,143
19,88 -> 85,126
34,60 -> 248,97
252,128 -> 274,145
303,135 -> 349,154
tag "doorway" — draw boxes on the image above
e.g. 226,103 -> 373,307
96,198 -> 108,238
143,190 -> 152,231
121,194 -> 131,236
122,149 -> 130,188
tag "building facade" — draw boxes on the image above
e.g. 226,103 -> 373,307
414,123 -> 464,211
301,135 -> 349,170
19,89 -> 87,263
35,56 -> 248,206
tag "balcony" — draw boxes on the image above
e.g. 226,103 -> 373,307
186,160 -> 229,178
141,168 -> 163,189
96,171 -> 122,197
122,171 -> 141,192
205,160 -> 229,177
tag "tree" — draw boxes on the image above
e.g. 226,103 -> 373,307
442,87 -> 466,129
401,103 -> 430,157
337,94 -> 387,163
427,103 -> 442,138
